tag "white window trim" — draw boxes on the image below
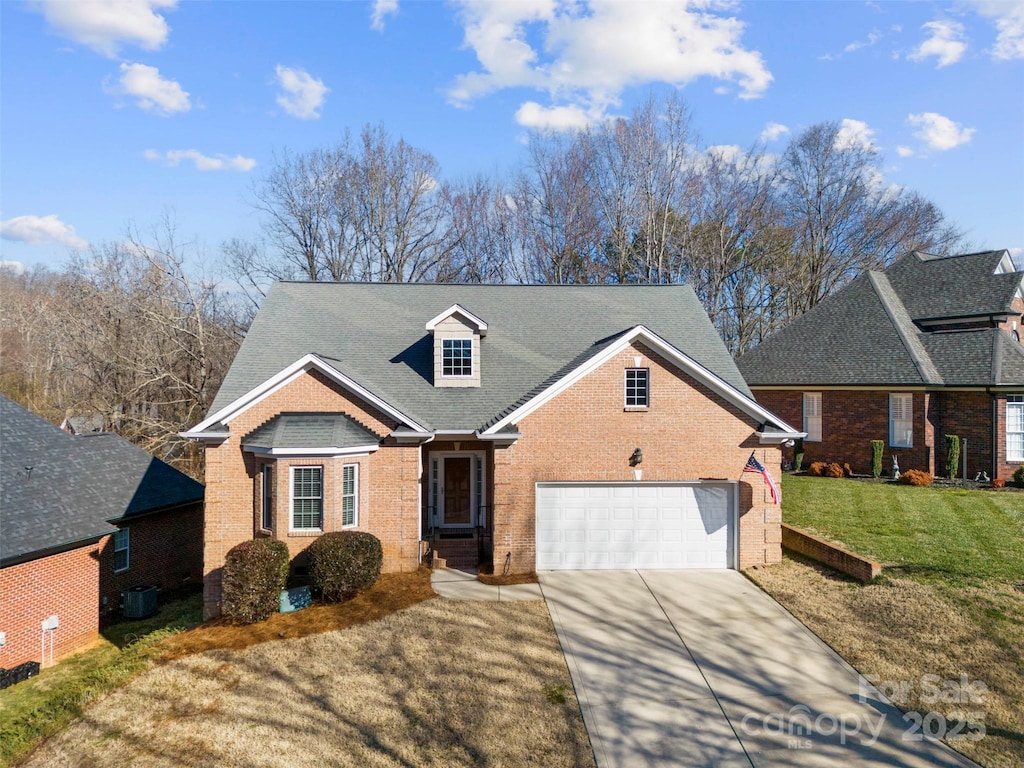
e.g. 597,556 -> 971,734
889,393 -> 914,448
803,392 -> 822,443
624,368 -> 649,408
261,464 -> 273,531
1007,396 -> 1024,462
341,463 -> 358,528
441,338 -> 474,378
290,465 -> 324,532
113,528 -> 130,574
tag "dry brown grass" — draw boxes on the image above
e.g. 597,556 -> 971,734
748,556 -> 1024,768
22,599 -> 595,768
162,567 -> 436,660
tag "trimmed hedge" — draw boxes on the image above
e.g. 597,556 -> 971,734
221,539 -> 290,624
945,435 -> 960,480
309,531 -> 383,602
871,440 -> 884,479
808,461 -> 828,477
824,462 -> 845,478
1014,465 -> 1024,487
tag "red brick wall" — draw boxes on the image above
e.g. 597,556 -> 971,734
754,389 -> 933,475
753,388 -> 1017,480
0,545 -> 101,667
781,524 -> 880,582
492,343 -> 781,572
202,369 -> 421,619
998,295 -> 1023,338
97,503 -> 204,617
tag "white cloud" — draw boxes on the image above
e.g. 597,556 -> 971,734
908,19 -> 967,67
370,0 -> 398,32
111,62 -> 190,115
144,149 -> 257,172
974,1 -> 1024,60
835,118 -> 876,151
274,65 -> 329,119
448,0 -> 771,130
896,145 -> 915,158
514,101 -> 593,131
1,261 -> 27,275
0,214 -> 88,249
759,122 -> 789,142
844,29 -> 882,53
34,0 -> 176,57
907,112 -> 975,151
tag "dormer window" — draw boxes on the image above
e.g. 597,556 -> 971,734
426,304 -> 486,388
442,338 -> 473,377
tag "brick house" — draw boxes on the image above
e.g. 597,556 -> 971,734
737,250 -> 1024,481
0,396 -> 204,667
184,283 -> 802,619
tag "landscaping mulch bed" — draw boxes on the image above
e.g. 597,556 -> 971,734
162,567 -> 436,660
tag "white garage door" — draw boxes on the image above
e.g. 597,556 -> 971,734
536,482 -> 735,570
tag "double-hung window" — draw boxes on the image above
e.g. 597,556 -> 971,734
625,368 -> 649,407
291,466 -> 323,531
1007,396 -> 1024,462
113,528 -> 129,573
261,465 -> 273,530
342,464 -> 358,527
442,339 -> 472,377
889,393 -> 913,448
803,392 -> 822,442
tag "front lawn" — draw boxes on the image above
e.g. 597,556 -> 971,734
18,600 -> 595,768
748,475 -> 1024,768
782,474 -> 1024,581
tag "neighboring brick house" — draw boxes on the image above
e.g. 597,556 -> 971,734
184,284 -> 802,619
0,396 -> 204,667
737,250 -> 1024,481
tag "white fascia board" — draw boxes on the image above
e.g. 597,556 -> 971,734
758,430 -> 807,445
425,304 -> 488,336
184,353 -> 428,435
481,325 -> 801,436
178,430 -> 230,443
244,444 -> 379,458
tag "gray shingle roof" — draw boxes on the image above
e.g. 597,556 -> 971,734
737,251 -> 1024,388
209,283 -> 751,431
1,396 -> 204,566
243,412 -> 382,449
887,250 -> 1021,322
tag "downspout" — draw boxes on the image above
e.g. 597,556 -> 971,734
417,433 -> 436,564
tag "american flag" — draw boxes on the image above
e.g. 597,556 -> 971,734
743,452 -> 780,505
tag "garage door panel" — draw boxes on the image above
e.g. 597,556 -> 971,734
536,483 -> 734,571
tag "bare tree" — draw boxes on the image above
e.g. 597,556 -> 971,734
777,121 -> 963,315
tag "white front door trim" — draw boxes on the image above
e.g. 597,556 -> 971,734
430,451 -> 487,529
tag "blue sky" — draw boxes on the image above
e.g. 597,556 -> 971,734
2,0 -> 1022,273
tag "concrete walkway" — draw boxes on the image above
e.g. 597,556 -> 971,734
430,567 -> 543,601
540,570 -> 978,768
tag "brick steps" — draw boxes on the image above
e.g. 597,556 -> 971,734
430,538 -> 479,569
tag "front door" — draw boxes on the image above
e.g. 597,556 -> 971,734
443,457 -> 472,526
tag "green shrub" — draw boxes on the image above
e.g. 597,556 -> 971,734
793,438 -> 805,472
1014,465 -> 1024,487
899,469 -> 933,486
309,531 -> 383,602
871,440 -> 884,478
221,539 -> 290,624
945,435 -> 960,480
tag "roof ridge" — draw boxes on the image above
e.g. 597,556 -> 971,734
867,272 -> 943,385
911,249 -> 1005,263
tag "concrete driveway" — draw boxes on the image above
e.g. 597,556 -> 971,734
540,570 -> 978,768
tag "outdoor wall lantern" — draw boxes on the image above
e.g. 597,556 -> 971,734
629,448 -> 643,467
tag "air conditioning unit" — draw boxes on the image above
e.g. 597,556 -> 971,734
122,585 -> 158,619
